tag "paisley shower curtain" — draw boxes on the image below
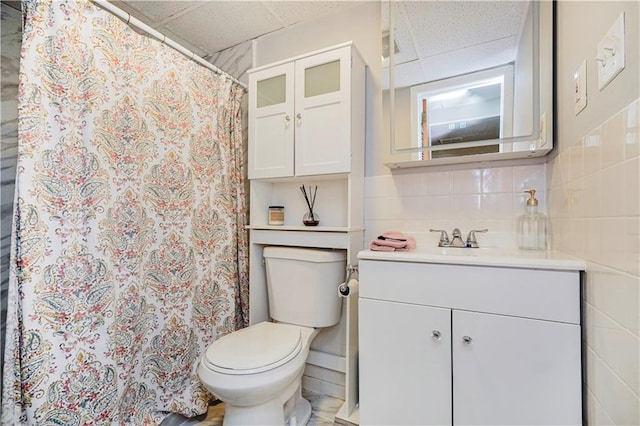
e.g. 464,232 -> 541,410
1,0 -> 248,424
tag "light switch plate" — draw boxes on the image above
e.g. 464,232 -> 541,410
597,13 -> 625,90
574,60 -> 587,115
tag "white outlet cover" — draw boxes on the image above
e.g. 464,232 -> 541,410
574,60 -> 587,115
597,13 -> 625,90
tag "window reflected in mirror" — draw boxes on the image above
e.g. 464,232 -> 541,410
411,66 -> 514,159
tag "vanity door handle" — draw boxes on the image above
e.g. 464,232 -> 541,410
431,330 -> 442,341
462,335 -> 473,345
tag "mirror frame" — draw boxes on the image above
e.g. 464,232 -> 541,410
383,0 -> 554,168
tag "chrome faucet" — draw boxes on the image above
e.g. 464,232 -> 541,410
449,228 -> 466,247
430,228 -> 488,248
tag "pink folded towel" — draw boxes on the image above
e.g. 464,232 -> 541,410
369,231 -> 416,252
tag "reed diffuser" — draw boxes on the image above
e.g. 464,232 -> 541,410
299,185 -> 319,226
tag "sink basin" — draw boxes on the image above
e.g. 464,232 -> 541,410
430,247 -> 519,257
358,246 -> 585,271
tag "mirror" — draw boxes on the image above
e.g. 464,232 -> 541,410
382,0 -> 553,168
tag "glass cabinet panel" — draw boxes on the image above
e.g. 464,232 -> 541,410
257,74 -> 286,108
304,60 -> 340,98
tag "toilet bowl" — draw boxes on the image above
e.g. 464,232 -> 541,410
197,247 -> 346,425
197,322 -> 319,425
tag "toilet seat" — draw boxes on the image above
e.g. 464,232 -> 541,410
203,322 -> 303,375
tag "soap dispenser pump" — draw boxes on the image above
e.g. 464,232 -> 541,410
518,189 -> 548,250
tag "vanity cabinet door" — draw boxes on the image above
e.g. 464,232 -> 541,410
248,62 -> 295,179
359,298 -> 452,425
452,310 -> 582,425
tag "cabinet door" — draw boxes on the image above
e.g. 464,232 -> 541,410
248,62 -> 295,179
453,310 -> 582,425
359,298 -> 452,425
294,46 -> 351,176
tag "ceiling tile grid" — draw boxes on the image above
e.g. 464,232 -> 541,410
110,0 -> 531,88
114,0 -> 362,57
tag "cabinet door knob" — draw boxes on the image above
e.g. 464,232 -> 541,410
296,113 -> 302,120
285,115 -> 291,122
462,335 -> 473,345
431,330 -> 441,340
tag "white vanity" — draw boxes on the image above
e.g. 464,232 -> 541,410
358,248 -> 585,425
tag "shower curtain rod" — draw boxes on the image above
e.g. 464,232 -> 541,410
91,0 -> 248,90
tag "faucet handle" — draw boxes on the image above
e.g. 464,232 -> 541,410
465,229 -> 488,248
429,229 -> 450,247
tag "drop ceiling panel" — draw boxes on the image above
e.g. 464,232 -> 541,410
162,1 -> 282,53
402,1 -> 528,59
113,1 -> 204,25
160,27 -> 210,58
264,1 -> 356,27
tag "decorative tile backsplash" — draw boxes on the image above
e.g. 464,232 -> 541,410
364,162 -> 547,248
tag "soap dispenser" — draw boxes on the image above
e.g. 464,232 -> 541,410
518,189 -> 548,250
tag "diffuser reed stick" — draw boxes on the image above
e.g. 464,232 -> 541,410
299,185 -> 319,226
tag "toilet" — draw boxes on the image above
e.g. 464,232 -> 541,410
197,246 -> 346,425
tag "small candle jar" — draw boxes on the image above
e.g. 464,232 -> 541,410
268,206 -> 285,226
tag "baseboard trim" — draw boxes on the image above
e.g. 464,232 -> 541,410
307,349 -> 346,373
302,375 -> 345,400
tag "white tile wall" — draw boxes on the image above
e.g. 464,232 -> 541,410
364,162 -> 547,249
363,98 -> 639,425
549,98 -> 640,425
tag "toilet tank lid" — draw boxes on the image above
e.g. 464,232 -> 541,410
263,247 -> 346,263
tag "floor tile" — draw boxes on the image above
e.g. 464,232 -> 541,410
161,390 -> 343,425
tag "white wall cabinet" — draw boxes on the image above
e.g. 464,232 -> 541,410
247,42 -> 366,235
247,42 -> 367,421
358,259 -> 583,425
248,43 -> 364,179
248,41 -> 366,320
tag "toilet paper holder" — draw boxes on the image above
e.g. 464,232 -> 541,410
338,264 -> 359,296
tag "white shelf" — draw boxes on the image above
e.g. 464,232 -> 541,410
250,179 -> 351,229
248,225 -> 364,233
250,228 -> 363,250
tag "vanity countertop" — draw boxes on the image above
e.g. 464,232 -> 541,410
357,248 -> 586,271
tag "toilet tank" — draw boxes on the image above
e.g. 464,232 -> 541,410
263,246 -> 346,328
